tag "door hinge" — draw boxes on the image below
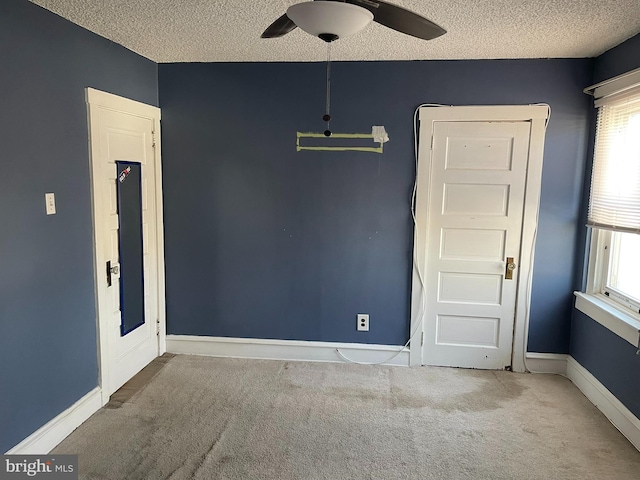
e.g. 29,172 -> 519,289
156,319 -> 160,336
430,135 -> 434,151
421,331 -> 425,346
152,130 -> 156,148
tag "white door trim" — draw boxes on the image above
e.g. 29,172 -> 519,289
410,105 -> 549,372
86,88 -> 166,405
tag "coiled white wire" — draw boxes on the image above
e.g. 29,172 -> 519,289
338,103 -> 551,368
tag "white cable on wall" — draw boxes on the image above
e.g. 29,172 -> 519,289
522,103 -> 551,374
338,103 -> 551,369
336,103 -> 449,366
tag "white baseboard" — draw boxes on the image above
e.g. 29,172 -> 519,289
6,387 -> 102,454
525,353 -> 569,374
166,335 -> 409,366
566,357 -> 640,451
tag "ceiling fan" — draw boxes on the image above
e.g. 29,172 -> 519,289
262,1 -> 446,137
261,0 -> 446,43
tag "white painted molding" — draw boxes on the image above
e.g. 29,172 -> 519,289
6,387 -> 102,455
166,335 -> 409,366
525,353 -> 568,374
574,292 -> 640,348
86,88 -> 161,119
411,105 -> 549,372
566,357 -> 640,452
584,66 -> 640,101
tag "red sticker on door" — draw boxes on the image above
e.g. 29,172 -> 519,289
118,166 -> 132,183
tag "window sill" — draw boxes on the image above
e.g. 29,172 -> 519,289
574,292 -> 640,348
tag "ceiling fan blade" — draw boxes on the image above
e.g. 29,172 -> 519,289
261,14 -> 297,38
346,0 -> 446,40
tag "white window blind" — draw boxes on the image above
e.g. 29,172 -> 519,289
588,89 -> 640,234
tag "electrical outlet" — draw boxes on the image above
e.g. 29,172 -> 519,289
357,314 -> 369,332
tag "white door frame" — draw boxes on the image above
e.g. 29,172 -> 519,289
410,105 -> 549,372
86,88 -> 166,404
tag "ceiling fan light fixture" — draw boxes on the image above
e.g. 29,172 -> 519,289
286,1 -> 374,41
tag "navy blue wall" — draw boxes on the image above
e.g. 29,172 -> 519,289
0,0 -> 158,453
159,59 -> 593,351
570,33 -> 640,418
593,33 -> 640,84
571,311 -> 640,418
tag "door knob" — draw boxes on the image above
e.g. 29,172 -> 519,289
106,261 -> 121,287
505,257 -> 516,280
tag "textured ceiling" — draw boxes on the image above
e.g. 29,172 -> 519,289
30,0 -> 640,63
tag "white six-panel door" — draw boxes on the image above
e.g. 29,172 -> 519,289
411,105 -> 549,371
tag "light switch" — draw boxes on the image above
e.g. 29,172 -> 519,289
45,193 -> 56,215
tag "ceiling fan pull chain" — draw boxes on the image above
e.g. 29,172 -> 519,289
323,42 -> 332,136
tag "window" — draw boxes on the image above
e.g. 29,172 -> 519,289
591,230 -> 640,314
585,79 -> 640,318
588,92 -> 640,234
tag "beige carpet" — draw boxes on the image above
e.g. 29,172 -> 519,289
54,355 -> 640,479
